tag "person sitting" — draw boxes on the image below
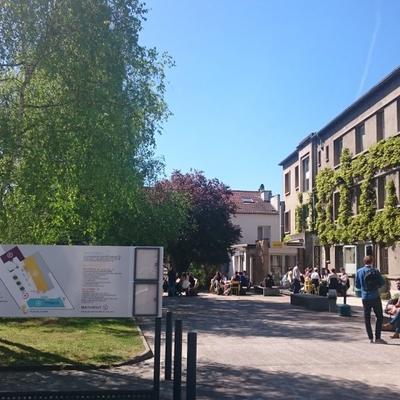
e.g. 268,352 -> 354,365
210,272 -> 223,295
264,274 -> 275,288
383,278 -> 400,339
187,272 -> 198,296
311,268 -> 320,293
280,272 -> 291,289
177,272 -> 191,295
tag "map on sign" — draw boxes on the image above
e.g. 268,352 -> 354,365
0,246 -> 73,313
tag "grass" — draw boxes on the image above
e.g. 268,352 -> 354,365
0,318 -> 146,368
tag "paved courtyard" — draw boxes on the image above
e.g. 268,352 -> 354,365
0,293 -> 398,399
161,293 -> 400,400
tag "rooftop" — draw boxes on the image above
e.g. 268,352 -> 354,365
231,190 -> 278,215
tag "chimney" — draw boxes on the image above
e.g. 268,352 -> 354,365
260,190 -> 272,202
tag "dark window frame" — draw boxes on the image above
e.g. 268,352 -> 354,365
355,123 -> 365,154
376,109 -> 385,142
285,171 -> 291,195
334,137 -> 343,166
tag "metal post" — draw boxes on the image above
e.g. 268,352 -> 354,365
186,332 -> 197,400
173,319 -> 182,400
165,311 -> 173,380
153,317 -> 161,400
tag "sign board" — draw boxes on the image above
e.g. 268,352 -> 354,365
285,240 -> 304,247
271,241 -> 283,248
0,245 -> 162,318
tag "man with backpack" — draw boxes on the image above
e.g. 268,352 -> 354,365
355,255 -> 386,344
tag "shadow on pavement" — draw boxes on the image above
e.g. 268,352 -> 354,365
196,361 -> 398,400
162,295 -> 363,342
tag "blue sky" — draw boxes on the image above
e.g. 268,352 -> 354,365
140,0 -> 400,196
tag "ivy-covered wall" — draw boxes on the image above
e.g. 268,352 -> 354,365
313,136 -> 400,246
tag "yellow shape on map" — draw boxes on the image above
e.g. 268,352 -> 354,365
24,256 -> 49,293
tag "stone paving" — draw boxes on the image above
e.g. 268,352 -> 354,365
161,293 -> 400,400
0,293 -> 399,399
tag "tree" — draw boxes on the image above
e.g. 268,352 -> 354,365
0,1 -> 174,245
157,171 -> 242,273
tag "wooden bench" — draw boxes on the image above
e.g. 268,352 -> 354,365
290,293 -> 333,312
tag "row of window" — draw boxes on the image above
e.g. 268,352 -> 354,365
284,156 -> 310,194
333,98 -> 400,166
284,172 -> 400,234
285,98 -> 400,196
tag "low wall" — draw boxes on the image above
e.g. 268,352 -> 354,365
290,293 -> 333,312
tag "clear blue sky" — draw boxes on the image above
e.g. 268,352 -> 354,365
140,0 -> 400,196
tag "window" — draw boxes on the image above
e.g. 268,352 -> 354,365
284,210 -> 291,233
335,246 -> 343,269
318,150 -> 321,167
352,185 -> 360,215
397,99 -> 400,132
257,225 -> 271,241
377,176 -> 385,210
355,123 -> 365,154
333,191 -> 340,221
241,197 -> 254,204
325,145 -> 330,162
294,166 -> 299,189
379,245 -> 389,274
376,110 -> 385,142
334,137 -> 343,165
285,172 -> 291,194
301,156 -> 310,192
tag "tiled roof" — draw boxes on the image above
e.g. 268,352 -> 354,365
231,190 -> 278,215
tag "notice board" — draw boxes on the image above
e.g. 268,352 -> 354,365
0,245 -> 162,317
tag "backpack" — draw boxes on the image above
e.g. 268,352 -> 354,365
364,268 -> 381,292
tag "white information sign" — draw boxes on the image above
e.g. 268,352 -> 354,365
0,245 -> 162,318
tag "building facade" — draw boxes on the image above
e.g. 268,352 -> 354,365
280,67 -> 400,287
230,189 -> 297,284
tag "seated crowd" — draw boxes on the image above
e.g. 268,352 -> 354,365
281,265 -> 350,297
164,268 -> 198,296
209,271 -> 250,295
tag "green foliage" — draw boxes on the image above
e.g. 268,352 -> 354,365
314,136 -> 400,246
372,180 -> 400,245
295,192 -> 309,233
0,1 -> 183,246
336,149 -> 353,243
315,168 -> 336,245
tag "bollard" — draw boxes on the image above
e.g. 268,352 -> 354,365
173,319 -> 183,400
186,331 -> 197,400
153,317 -> 162,400
165,311 -> 173,381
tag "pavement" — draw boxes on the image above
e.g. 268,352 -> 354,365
0,293 -> 399,399
161,293 -> 400,400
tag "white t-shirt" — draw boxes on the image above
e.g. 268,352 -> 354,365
311,272 -> 320,281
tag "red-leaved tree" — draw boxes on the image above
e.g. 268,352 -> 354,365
156,170 -> 241,273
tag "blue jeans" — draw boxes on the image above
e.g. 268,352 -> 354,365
390,310 -> 400,333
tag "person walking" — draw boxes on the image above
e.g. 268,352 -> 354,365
355,255 -> 386,344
